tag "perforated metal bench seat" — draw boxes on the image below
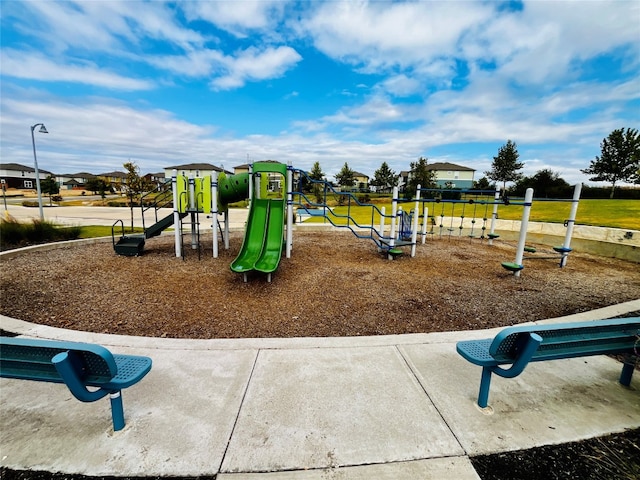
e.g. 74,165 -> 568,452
0,337 -> 152,431
456,318 -> 639,408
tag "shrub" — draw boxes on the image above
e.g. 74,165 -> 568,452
0,218 -> 82,250
0,217 -> 24,246
25,219 -> 58,243
57,225 -> 82,240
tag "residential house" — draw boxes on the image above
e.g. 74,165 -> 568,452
353,171 -> 370,192
398,170 -> 411,192
97,171 -> 128,192
164,163 -> 230,179
399,162 -> 475,191
144,172 -> 167,189
428,162 -> 475,189
0,163 -> 54,190
56,172 -> 96,190
233,164 -> 250,175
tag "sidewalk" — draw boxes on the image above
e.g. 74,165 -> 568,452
1,300 -> 639,479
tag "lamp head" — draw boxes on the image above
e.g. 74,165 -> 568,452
38,125 -> 48,134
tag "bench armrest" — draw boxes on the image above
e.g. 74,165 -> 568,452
52,351 -> 111,402
491,333 -> 543,378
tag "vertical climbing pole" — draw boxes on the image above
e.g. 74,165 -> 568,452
421,206 -> 428,244
379,206 -> 386,239
488,185 -> 501,245
512,188 -> 534,278
558,183 -> 582,268
389,186 -> 398,249
286,162 -> 293,259
411,184 -> 420,257
188,174 -> 198,250
212,171 -> 219,258
172,169 -> 181,258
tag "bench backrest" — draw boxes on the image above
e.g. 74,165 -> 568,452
489,318 -> 640,363
0,337 -> 117,384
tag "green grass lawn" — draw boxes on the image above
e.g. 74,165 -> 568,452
302,199 -> 640,230
78,225 -> 145,238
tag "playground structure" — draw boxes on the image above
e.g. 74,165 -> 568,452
292,171 -> 583,274
112,169 -> 250,258
113,161 -> 582,279
112,161 -> 290,282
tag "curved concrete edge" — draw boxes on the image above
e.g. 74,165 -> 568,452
0,236 -> 114,259
2,298 -> 638,351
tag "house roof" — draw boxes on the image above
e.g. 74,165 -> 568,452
353,171 -> 369,179
427,162 -> 475,172
97,171 -> 127,178
165,163 -> 226,172
0,162 -> 53,175
68,172 -> 96,178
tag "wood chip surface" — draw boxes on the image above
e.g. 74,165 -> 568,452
1,231 -> 638,339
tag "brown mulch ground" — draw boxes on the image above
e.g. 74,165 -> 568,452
1,230 -> 639,338
1,230 -> 639,480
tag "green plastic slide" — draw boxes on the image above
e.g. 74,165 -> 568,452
230,198 -> 285,276
254,199 -> 285,274
230,198 -> 269,273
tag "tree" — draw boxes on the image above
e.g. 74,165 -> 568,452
485,140 -> 524,192
309,161 -> 324,181
40,175 -> 60,206
334,162 -> 355,190
371,161 -> 398,193
581,128 -> 640,198
308,161 -> 325,202
513,169 -> 570,198
85,177 -> 112,199
472,177 -> 493,190
405,157 -> 436,199
123,161 -> 149,230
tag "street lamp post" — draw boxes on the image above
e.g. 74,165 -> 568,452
30,123 -> 48,221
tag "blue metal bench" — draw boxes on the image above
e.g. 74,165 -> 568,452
456,318 -> 639,408
0,337 -> 152,431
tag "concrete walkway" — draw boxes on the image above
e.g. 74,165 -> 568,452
1,300 -> 639,479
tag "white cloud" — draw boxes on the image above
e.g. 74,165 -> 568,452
303,1 -> 492,71
1,49 -> 154,91
462,0 -> 640,85
10,0 -> 204,55
209,46 -> 302,90
180,1 -> 287,37
378,74 -> 422,97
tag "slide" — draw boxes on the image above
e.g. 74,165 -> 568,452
254,199 -> 285,274
230,198 -> 270,274
230,198 -> 285,277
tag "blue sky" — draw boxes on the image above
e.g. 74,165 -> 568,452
1,0 -> 638,186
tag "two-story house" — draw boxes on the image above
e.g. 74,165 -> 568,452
164,163 -> 230,178
0,163 -> 54,190
399,162 -> 475,191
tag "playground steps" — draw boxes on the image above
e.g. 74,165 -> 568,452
379,238 -> 414,248
114,235 -> 145,256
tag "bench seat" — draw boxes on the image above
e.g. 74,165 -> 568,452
456,318 -> 639,408
0,337 -> 152,431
